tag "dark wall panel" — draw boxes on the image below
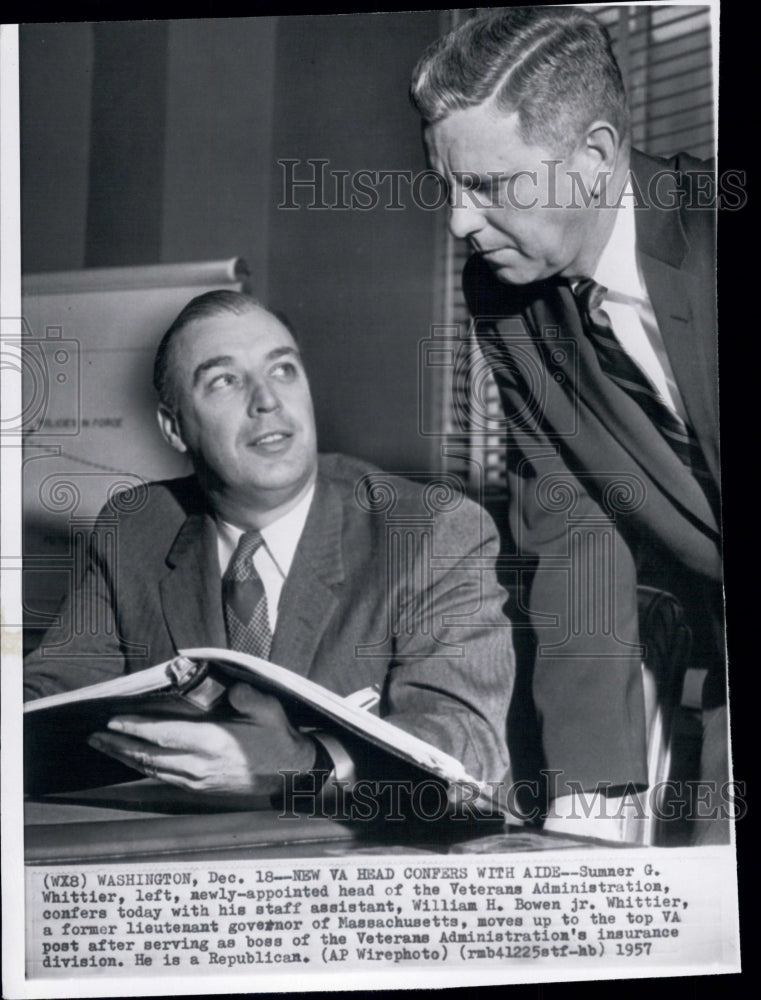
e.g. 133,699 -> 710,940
85,21 -> 169,267
161,18 -> 277,299
20,24 -> 93,272
267,12 -> 442,472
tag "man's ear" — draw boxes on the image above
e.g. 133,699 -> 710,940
157,404 -> 188,454
578,120 -> 620,195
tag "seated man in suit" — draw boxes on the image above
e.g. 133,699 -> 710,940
24,290 -> 513,808
410,6 -> 726,841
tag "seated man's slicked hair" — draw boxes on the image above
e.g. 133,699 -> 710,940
410,6 -> 630,154
153,290 -> 301,410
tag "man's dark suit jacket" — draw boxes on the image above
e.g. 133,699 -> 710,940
463,149 -> 722,795
24,453 -> 513,785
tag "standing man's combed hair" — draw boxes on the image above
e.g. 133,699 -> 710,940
409,6 -> 630,153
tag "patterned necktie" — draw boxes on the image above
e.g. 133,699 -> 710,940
574,278 -> 718,512
222,530 -> 272,659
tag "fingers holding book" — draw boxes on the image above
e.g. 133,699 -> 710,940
86,683 -> 317,797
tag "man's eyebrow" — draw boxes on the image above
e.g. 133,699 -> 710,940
192,355 -> 235,386
266,346 -> 302,362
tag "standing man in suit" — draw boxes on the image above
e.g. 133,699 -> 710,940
409,6 -> 726,842
24,290 -> 513,805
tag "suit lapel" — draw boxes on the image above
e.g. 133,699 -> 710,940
637,253 -> 718,478
159,513 -> 227,651
269,472 -> 344,677
631,151 -> 720,482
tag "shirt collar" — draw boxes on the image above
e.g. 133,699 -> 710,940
216,483 -> 315,578
591,184 -> 644,301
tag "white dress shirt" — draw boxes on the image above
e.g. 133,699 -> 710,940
585,190 -> 688,424
216,484 -> 315,633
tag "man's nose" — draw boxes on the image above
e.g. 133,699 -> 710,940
448,196 -> 486,242
247,380 -> 280,415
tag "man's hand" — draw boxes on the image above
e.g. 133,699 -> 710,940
87,683 -> 316,797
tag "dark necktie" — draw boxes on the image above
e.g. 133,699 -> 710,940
574,278 -> 717,511
222,530 -> 272,659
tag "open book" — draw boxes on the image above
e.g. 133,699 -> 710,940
25,648 -> 496,808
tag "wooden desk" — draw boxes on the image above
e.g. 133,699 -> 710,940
25,781 -> 609,864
